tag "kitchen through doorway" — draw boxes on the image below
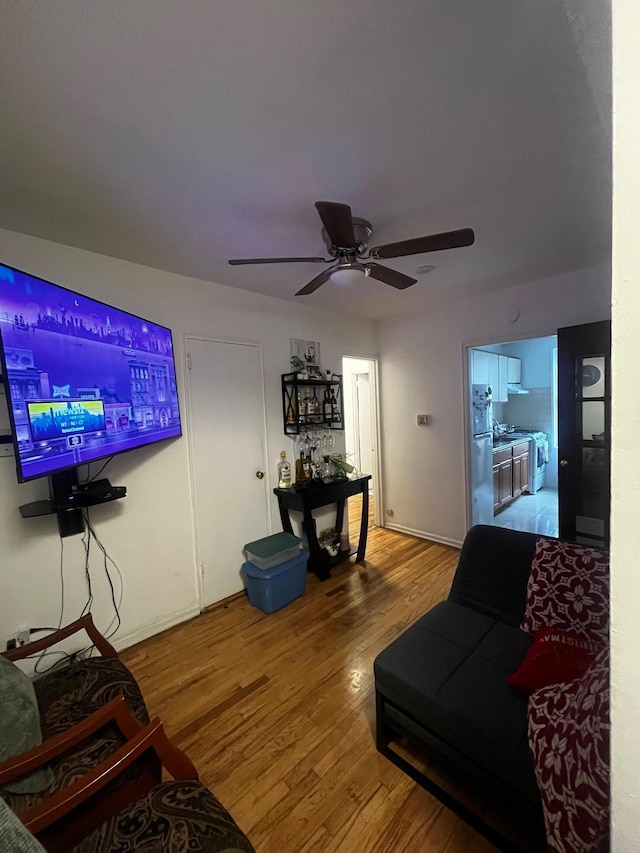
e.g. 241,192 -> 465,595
468,335 -> 558,538
342,356 -> 382,532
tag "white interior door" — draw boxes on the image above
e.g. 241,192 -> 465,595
342,356 -> 382,526
186,338 -> 270,608
353,373 -> 374,480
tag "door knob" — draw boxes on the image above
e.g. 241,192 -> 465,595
256,471 -> 265,479
560,459 -> 569,467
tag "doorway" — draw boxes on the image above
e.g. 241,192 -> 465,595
185,337 -> 271,608
467,336 -> 559,537
342,356 -> 382,530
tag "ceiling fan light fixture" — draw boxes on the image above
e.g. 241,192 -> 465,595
229,200 -> 473,296
329,267 -> 365,286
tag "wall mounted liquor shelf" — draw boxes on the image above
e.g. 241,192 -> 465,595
281,372 -> 344,436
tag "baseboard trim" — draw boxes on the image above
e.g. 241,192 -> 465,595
112,603 -> 201,652
384,523 -> 462,549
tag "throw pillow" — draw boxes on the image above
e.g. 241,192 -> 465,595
506,627 -> 601,693
528,646 -> 609,853
0,656 -> 55,796
521,538 -> 609,645
0,796 -> 47,852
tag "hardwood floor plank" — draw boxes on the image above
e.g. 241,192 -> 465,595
120,521 -> 532,852
330,775 -> 414,852
298,824 -> 334,853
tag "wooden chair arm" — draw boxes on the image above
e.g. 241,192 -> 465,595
2,614 -> 118,662
0,695 -> 142,787
21,719 -> 199,834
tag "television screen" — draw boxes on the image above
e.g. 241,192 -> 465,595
0,263 -> 182,482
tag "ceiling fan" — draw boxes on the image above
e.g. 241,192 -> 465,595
228,201 -> 475,296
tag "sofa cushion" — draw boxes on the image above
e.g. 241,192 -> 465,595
528,647 -> 609,853
521,538 -> 609,645
374,601 -> 539,804
448,525 -> 538,627
506,627 -> 601,693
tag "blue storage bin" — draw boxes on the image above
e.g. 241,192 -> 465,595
241,552 -> 308,613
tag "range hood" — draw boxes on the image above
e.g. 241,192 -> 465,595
507,383 -> 529,395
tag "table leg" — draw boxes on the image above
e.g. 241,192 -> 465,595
278,500 -> 294,535
356,485 -> 369,563
335,498 -> 346,534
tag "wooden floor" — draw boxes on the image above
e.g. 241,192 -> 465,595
120,503 -> 517,852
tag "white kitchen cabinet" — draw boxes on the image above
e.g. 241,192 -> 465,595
472,349 -> 492,387
472,349 -> 507,401
507,356 -> 521,384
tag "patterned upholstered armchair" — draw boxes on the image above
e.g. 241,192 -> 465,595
0,614 -> 149,838
17,713 -> 255,852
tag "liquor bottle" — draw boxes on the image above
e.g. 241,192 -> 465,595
277,451 -> 292,488
310,389 -> 321,422
323,389 -> 332,422
330,390 -> 341,425
302,387 -> 312,421
295,453 -> 312,484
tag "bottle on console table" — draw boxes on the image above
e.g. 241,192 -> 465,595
295,454 -> 312,485
277,450 -> 292,488
322,455 -> 332,481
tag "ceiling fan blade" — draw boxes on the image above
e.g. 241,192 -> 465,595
295,268 -> 334,296
371,228 -> 475,260
367,263 -> 417,290
228,256 -> 328,265
315,201 -> 357,249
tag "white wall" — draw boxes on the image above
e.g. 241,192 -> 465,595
0,229 -> 377,652
378,266 -> 610,546
611,0 -> 640,846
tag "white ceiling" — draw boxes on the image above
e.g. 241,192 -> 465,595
0,1 -> 611,320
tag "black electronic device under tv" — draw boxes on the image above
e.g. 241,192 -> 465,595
0,262 -> 182,533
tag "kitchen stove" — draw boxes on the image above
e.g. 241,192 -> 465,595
506,429 -> 548,493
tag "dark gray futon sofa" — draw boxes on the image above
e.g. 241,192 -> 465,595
374,525 -> 545,847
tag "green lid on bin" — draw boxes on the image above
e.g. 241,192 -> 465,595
243,532 -> 301,559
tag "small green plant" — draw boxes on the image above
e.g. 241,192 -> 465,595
318,527 -> 338,548
330,455 -> 355,475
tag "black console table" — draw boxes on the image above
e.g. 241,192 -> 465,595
273,475 -> 372,581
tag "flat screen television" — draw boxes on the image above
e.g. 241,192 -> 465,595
0,262 -> 182,486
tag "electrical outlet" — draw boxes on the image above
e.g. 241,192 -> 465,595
1,628 -> 30,652
0,636 -> 15,653
386,509 -> 394,517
